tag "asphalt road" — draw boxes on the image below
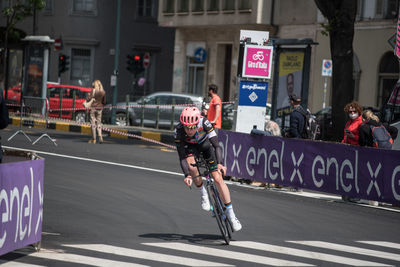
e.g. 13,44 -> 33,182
1,125 -> 400,266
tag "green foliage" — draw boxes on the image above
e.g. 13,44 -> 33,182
1,0 -> 45,29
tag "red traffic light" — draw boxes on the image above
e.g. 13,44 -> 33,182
134,55 -> 141,61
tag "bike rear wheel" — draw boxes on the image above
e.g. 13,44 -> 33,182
208,184 -> 231,245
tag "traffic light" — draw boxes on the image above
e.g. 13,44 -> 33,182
58,54 -> 70,76
126,53 -> 144,75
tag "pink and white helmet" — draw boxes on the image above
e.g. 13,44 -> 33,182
180,107 -> 201,126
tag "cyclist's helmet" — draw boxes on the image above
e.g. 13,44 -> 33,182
180,107 -> 201,126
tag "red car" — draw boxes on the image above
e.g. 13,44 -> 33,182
3,83 -> 92,123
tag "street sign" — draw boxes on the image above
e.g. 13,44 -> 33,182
143,53 -> 150,68
54,38 -> 62,50
322,59 -> 332,77
194,47 -> 206,63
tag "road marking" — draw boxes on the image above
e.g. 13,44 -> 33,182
357,241 -> 400,250
18,248 -> 149,267
144,242 -> 314,266
3,146 -> 182,177
0,261 -> 44,267
231,241 -> 391,266
64,244 -> 232,267
288,241 -> 400,262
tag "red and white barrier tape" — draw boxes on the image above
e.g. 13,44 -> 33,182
11,113 -> 177,150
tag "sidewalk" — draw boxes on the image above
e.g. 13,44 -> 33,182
10,116 -> 176,145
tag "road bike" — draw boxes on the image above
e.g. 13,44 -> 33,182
192,154 -> 233,245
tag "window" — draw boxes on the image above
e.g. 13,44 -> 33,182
222,0 -> 234,11
72,0 -> 97,15
71,48 -> 91,87
44,0 -> 53,12
163,0 -> 175,13
138,0 -> 153,17
359,0 -> 399,20
178,0 -> 189,12
207,0 -> 219,11
377,52 -> 399,108
192,0 -> 203,12
186,57 -> 204,95
238,0 -> 251,10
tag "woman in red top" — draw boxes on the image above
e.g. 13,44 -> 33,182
341,101 -> 363,145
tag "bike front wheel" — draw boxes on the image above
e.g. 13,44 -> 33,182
208,184 -> 231,245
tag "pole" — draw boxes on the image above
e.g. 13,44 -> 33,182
323,76 -> 327,109
111,0 -> 121,124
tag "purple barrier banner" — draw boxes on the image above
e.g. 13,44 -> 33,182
0,158 -> 44,256
219,130 -> 400,205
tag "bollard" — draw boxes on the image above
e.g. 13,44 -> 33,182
126,94 -> 130,126
58,92 -> 63,118
155,98 -> 160,129
72,90 -> 76,121
170,98 -> 175,130
141,100 -> 145,127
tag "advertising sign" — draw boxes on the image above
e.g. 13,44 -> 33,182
238,80 -> 268,107
235,81 -> 268,134
396,6 -> 400,59
24,46 -> 44,98
218,130 -> 400,205
0,159 -> 44,255
242,45 -> 273,79
276,51 -> 304,114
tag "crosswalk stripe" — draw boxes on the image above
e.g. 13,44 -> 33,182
357,241 -> 400,250
19,248 -> 149,267
288,241 -> 400,262
230,241 -> 391,266
0,260 -> 44,267
143,242 -> 314,266
64,244 -> 232,267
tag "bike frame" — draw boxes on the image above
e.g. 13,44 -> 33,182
193,154 -> 232,245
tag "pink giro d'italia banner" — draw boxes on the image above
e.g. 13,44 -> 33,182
242,45 -> 273,79
0,158 -> 44,255
218,130 -> 400,205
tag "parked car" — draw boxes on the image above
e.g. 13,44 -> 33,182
47,83 -> 92,122
4,82 -> 92,123
102,92 -> 204,128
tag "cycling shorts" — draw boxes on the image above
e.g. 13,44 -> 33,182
184,139 -> 218,172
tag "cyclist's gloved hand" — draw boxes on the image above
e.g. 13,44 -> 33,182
217,164 -> 227,176
184,176 -> 193,187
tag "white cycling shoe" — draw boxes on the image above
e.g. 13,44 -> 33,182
229,215 -> 242,232
201,195 -> 211,211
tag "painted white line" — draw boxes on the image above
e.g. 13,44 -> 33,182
357,241 -> 400,250
17,248 -> 148,267
288,241 -> 400,262
3,146 -> 182,177
231,241 -> 390,266
64,244 -> 232,267
143,242 -> 314,266
0,261 -> 44,267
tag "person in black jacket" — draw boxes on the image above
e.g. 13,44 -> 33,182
359,109 -> 397,147
288,94 -> 306,138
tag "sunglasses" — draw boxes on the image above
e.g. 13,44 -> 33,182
185,125 -> 197,129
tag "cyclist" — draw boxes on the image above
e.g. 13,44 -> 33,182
174,106 -> 242,231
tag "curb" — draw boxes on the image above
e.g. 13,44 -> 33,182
11,117 -> 176,145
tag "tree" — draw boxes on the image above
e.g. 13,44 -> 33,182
314,0 -> 357,141
1,0 -> 45,99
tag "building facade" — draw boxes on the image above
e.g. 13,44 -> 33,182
158,0 -> 399,116
0,0 -> 175,102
